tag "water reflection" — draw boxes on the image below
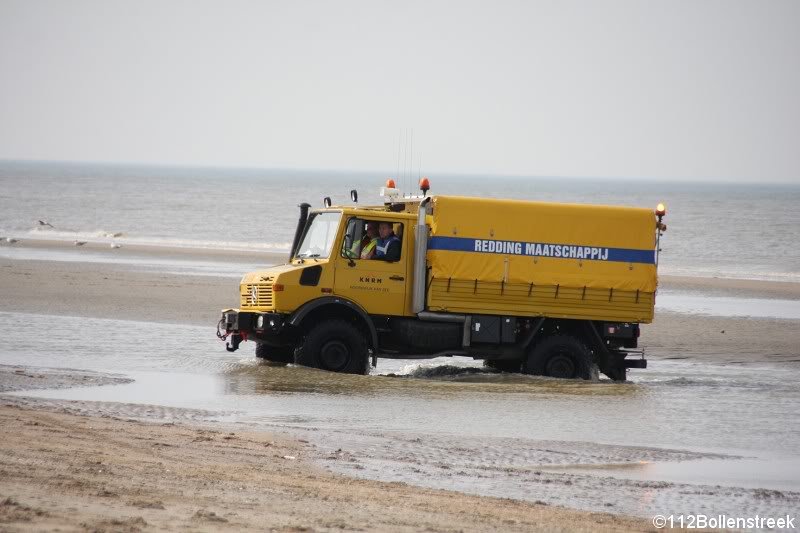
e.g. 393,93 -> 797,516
222,362 -> 640,399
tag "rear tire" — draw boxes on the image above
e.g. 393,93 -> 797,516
484,359 -> 522,373
255,343 -> 294,365
523,335 -> 598,380
295,320 -> 369,375
602,365 -> 627,382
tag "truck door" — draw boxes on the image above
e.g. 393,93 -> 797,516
334,217 -> 408,316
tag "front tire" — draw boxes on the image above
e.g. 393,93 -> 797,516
255,343 -> 294,365
295,320 -> 369,375
523,335 -> 598,380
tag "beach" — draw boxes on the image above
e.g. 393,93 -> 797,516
0,401 -> 644,532
1,238 -> 799,530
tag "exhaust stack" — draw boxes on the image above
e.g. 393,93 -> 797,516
289,203 -> 311,260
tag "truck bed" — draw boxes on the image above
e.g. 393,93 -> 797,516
425,195 -> 658,323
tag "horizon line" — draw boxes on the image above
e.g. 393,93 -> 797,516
1,157 -> 798,186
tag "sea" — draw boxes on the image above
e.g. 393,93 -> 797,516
1,159 -> 799,283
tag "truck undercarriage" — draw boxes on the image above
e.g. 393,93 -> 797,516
219,307 -> 647,381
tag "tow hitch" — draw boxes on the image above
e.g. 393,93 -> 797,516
217,314 -> 245,352
226,333 -> 243,352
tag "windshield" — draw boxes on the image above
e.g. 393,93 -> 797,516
295,212 -> 342,259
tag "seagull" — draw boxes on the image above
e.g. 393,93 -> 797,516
105,232 -> 123,238
110,243 -> 122,249
6,237 -> 19,244
38,220 -> 54,228
74,240 -> 87,246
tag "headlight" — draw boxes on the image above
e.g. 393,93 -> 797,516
256,315 -> 264,329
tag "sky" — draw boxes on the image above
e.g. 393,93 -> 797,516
0,0 -> 798,182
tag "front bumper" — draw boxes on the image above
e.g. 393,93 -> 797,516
222,309 -> 285,335
220,309 -> 290,352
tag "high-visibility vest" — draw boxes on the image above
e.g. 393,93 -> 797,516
375,235 -> 399,257
360,238 -> 377,259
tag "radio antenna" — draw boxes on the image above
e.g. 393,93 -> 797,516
401,129 -> 407,195
408,129 -> 413,197
396,130 -> 402,189
405,128 -> 410,196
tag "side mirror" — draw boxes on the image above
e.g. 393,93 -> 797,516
350,189 -> 358,203
323,197 -> 332,208
343,234 -> 356,267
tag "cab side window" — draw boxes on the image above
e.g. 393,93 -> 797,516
340,218 -> 403,261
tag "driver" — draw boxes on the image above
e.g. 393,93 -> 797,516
373,222 -> 401,261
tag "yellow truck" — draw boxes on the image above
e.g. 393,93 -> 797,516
218,181 -> 666,381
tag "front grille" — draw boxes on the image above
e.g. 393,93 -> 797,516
241,283 -> 274,308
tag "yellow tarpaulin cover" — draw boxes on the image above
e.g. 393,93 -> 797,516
427,196 -> 658,292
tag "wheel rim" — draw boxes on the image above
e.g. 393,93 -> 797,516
544,352 -> 576,378
319,340 -> 350,371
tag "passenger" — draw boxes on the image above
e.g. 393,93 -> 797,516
373,222 -> 401,261
359,222 -> 379,259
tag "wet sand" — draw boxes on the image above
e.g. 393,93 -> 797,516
659,274 -> 800,299
0,368 -> 647,532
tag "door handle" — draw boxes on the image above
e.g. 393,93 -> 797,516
389,275 -> 405,281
